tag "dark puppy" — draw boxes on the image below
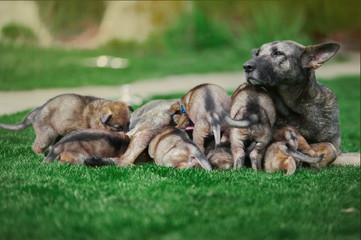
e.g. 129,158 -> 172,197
0,94 -> 133,154
244,40 -> 341,156
43,129 -> 130,165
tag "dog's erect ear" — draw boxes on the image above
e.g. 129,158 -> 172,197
252,48 -> 260,57
128,105 -> 134,112
301,42 -> 340,69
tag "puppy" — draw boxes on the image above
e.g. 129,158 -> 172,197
264,125 -> 325,175
243,40 -> 342,155
264,142 -> 323,175
205,140 -> 233,170
170,84 -> 252,151
110,99 -> 192,167
225,83 -> 276,170
0,94 -> 133,154
148,127 -> 212,170
272,125 -> 337,167
43,129 -> 130,165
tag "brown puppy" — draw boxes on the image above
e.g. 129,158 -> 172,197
0,94 -> 133,154
171,84 -> 252,152
264,142 -> 323,175
226,83 -> 276,170
43,129 -> 130,165
148,127 -> 212,170
116,99 -> 182,167
205,140 -> 233,170
272,125 -> 337,167
264,125 -> 324,175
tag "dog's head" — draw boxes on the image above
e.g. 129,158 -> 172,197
100,101 -> 133,132
244,40 -> 340,86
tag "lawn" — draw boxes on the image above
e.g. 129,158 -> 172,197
0,43 -> 245,91
0,73 -> 360,240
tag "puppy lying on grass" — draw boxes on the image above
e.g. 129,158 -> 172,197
148,127 -> 212,170
225,83 -> 276,171
264,125 -> 326,175
171,83 -> 253,152
43,129 -> 130,165
0,94 -> 133,155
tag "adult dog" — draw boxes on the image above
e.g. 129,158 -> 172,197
243,40 -> 341,157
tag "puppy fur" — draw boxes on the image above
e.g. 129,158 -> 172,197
43,129 -> 130,165
0,94 -> 133,154
148,127 -> 212,170
170,84 -> 252,152
116,99 -> 183,167
264,125 -> 324,175
227,83 -> 276,170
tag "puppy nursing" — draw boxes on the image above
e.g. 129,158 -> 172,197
0,94 -> 132,154
227,83 -> 276,170
264,126 -> 325,175
148,127 -> 212,170
43,129 -> 130,165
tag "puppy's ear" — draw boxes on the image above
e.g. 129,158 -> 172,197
252,48 -> 260,57
301,42 -> 340,69
100,110 -> 113,124
167,102 -> 181,114
128,105 -> 134,112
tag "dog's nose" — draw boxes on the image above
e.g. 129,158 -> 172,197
243,63 -> 256,73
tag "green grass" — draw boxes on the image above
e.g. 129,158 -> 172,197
0,76 -> 360,240
0,43 -> 245,91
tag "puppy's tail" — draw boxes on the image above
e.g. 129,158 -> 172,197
286,143 -> 324,164
42,147 -> 59,163
0,111 -> 34,131
194,148 -> 212,171
84,157 -> 117,167
221,110 -> 258,128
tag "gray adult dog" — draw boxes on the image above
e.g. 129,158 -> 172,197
243,40 -> 342,156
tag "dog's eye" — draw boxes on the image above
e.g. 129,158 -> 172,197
273,51 -> 283,56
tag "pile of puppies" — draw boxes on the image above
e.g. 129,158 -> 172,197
0,40 -> 341,175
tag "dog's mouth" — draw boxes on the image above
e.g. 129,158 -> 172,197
246,77 -> 264,85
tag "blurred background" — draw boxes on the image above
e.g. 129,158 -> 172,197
0,0 -> 359,91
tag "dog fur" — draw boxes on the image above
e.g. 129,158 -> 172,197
0,94 -> 133,154
148,126 -> 212,170
43,129 -> 130,165
243,40 -> 341,156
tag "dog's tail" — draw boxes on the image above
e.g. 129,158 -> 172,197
0,110 -> 35,131
286,143 -> 324,164
221,110 -> 258,128
84,157 -> 117,167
